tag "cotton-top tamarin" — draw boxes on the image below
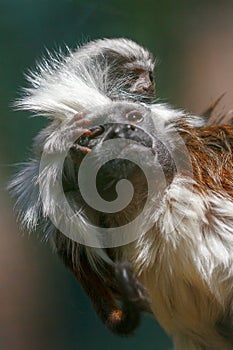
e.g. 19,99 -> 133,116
9,38 -> 233,350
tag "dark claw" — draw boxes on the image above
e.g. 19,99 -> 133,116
75,125 -> 105,149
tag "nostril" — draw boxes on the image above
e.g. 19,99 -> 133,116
143,84 -> 154,92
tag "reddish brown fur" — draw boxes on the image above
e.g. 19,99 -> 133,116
180,124 -> 233,196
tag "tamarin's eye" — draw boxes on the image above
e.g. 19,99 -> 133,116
126,111 -> 144,123
128,71 -> 139,81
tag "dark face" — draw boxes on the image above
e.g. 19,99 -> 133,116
104,53 -> 156,102
127,68 -> 155,102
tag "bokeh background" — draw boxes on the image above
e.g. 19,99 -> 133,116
1,1 -> 233,349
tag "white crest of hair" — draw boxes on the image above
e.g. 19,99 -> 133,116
14,48 -> 111,120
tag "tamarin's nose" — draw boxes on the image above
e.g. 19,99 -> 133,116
143,83 -> 155,92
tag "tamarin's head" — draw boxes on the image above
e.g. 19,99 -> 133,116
72,38 -> 156,102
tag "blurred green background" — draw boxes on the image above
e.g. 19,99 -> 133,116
1,0 -> 233,349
